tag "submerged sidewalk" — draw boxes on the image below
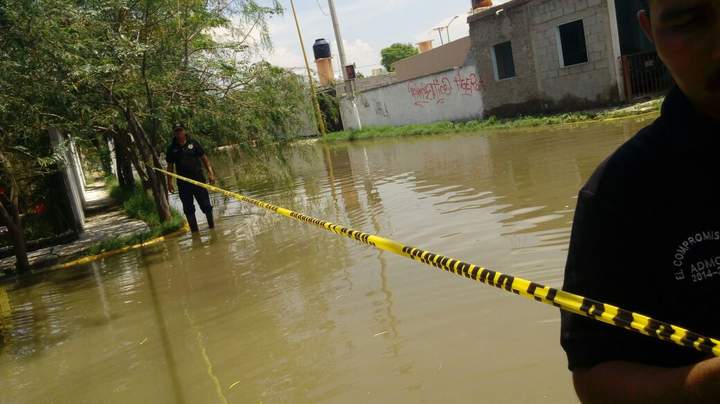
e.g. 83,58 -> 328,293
0,184 -> 149,273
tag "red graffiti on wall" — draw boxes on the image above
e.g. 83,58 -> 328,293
454,71 -> 484,96
407,77 -> 453,107
407,70 -> 485,107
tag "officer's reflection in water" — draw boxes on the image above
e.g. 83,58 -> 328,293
165,124 -> 217,233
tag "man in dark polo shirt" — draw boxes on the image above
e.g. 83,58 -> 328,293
165,124 -> 217,233
561,0 -> 720,402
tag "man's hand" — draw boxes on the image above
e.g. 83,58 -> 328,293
574,358 -> 720,404
166,165 -> 176,194
200,155 -> 216,185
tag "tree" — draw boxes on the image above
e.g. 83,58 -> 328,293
380,43 -> 419,72
318,88 -> 343,132
0,0 -> 306,273
69,0 -> 283,223
0,0 -> 81,272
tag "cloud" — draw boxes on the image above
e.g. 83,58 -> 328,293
217,0 -> 518,77
334,39 -> 380,75
262,46 -> 307,71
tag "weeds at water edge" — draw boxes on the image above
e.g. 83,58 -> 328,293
321,99 -> 662,142
87,182 -> 185,255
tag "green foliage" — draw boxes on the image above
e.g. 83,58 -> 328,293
0,0 -> 307,265
110,182 -> 174,228
318,88 -> 343,132
380,43 -> 419,72
90,182 -> 185,255
190,62 -> 312,149
86,214 -> 185,255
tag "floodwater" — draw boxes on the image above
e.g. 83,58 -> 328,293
0,116 -> 655,403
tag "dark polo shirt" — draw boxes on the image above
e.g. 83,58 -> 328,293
165,138 -> 206,183
561,87 -> 720,370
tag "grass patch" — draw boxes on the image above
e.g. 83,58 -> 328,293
322,100 -> 662,142
88,183 -> 185,255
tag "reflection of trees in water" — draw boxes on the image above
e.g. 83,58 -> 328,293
0,285 -> 11,350
142,253 -> 186,404
0,272 -> 97,360
213,148 -> 296,195
152,213 -> 355,401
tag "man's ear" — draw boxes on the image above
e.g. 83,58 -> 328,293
637,10 -> 654,43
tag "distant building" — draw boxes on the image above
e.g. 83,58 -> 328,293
337,0 -> 670,129
337,36 -> 482,129
468,0 -> 670,116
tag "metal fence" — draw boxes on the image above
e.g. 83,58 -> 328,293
621,51 -> 674,100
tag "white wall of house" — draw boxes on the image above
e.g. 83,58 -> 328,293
49,129 -> 85,232
339,66 -> 485,130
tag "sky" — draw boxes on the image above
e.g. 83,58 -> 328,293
254,0 -> 511,77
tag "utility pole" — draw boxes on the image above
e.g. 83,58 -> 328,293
327,0 -> 362,130
433,27 -> 445,45
290,0 -> 327,136
444,15 -> 460,43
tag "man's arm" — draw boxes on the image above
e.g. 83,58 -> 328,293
200,155 -> 216,184
167,163 -> 176,193
574,358 -> 720,404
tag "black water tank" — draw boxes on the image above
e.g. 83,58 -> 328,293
313,38 -> 331,60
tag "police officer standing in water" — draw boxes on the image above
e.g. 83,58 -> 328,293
165,124 -> 217,233
561,0 -> 720,403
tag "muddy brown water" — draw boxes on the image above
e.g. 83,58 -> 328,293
0,116 -> 655,403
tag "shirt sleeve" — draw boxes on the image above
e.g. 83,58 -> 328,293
193,140 -> 206,157
165,146 -> 175,165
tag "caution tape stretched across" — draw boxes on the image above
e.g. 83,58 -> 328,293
156,167 -> 720,357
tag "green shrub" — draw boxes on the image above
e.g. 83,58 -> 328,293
88,183 -> 185,255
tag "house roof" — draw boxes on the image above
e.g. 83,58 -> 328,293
392,36 -> 472,82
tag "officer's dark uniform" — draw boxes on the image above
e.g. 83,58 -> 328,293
165,135 -> 214,233
561,86 -> 720,370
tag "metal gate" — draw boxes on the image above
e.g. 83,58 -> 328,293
621,51 -> 674,100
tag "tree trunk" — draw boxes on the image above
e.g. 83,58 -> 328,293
112,129 -> 135,189
124,133 -> 149,189
0,149 -> 29,273
0,200 -> 29,273
8,222 -> 29,272
124,108 -> 171,223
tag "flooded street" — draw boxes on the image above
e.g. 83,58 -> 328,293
0,116 -> 654,403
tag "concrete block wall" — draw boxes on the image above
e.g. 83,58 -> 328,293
468,0 -> 620,117
336,73 -> 399,97
468,4 -> 543,117
339,66 -> 484,129
529,0 -> 619,107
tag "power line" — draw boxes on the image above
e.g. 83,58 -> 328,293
316,0 -> 329,16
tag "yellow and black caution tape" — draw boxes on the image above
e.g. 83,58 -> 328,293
47,223 -> 190,271
0,286 -> 11,319
157,167 -> 720,357
0,285 -> 11,334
